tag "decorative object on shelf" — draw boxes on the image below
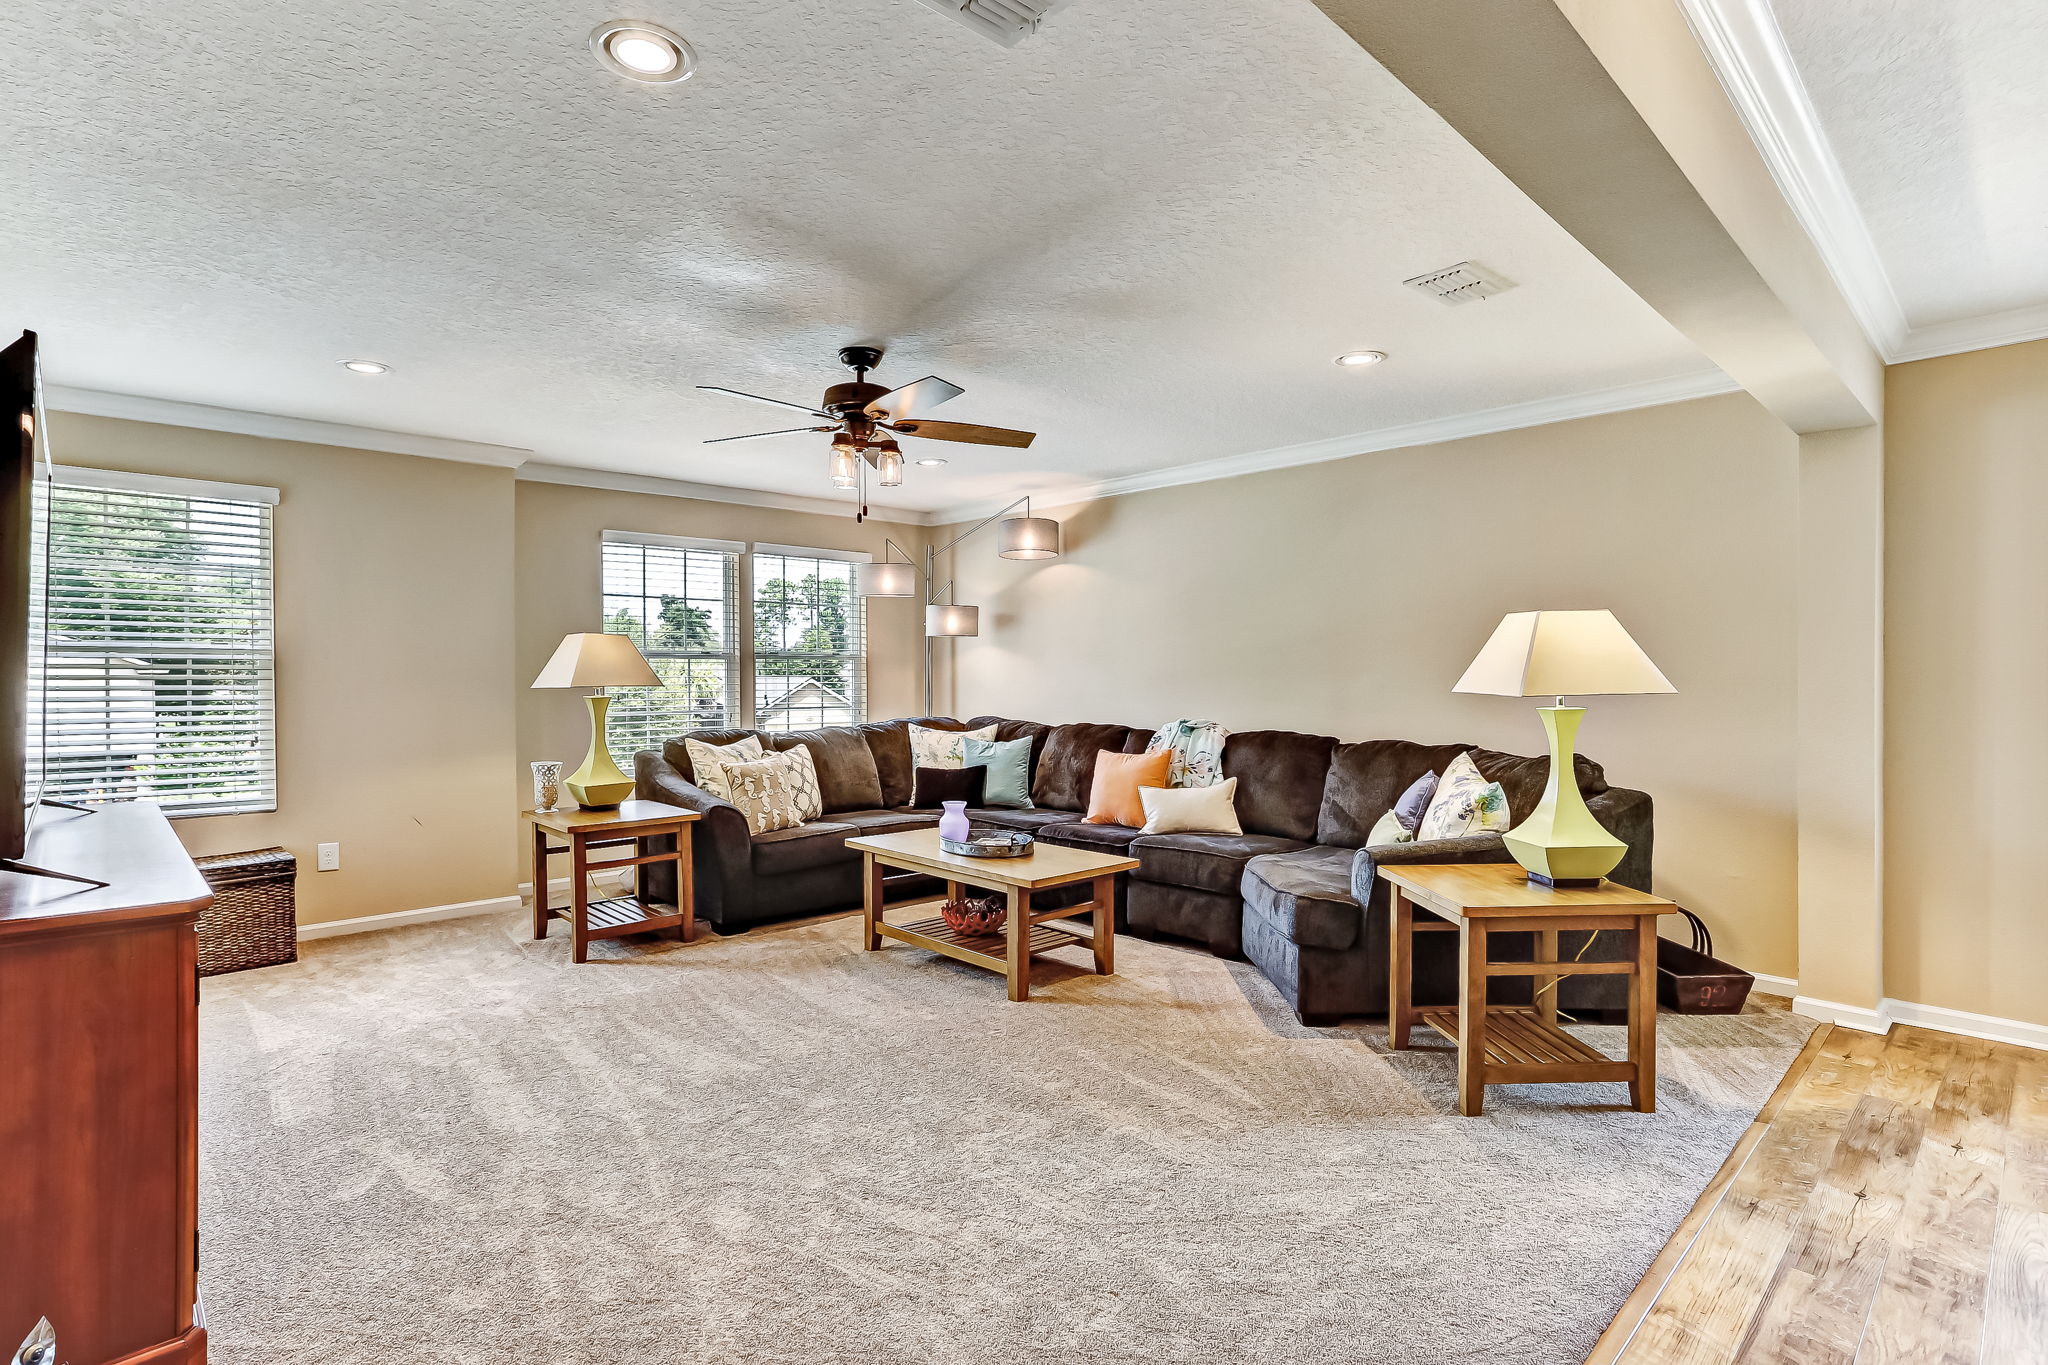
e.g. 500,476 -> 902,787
1454,609 -> 1674,886
937,800 -> 972,843
695,345 -> 1037,518
939,829 -> 1036,858
855,494 -> 1064,712
529,632 -> 661,809
530,760 -> 564,813
939,895 -> 1008,937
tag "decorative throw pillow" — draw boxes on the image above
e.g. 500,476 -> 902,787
722,749 -> 823,835
1084,748 -> 1172,827
1145,718 -> 1231,788
908,722 -> 997,773
912,765 -> 987,810
961,735 -> 1034,809
1392,770 -> 1438,834
1417,751 -> 1512,841
1138,777 -> 1242,835
684,734 -> 765,802
1366,809 -> 1413,846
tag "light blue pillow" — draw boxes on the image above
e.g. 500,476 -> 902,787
960,735 -> 1034,809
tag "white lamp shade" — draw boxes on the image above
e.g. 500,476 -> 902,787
997,515 -> 1060,560
926,603 -> 980,637
1453,610 -> 1675,697
530,632 -> 661,689
857,560 -> 919,597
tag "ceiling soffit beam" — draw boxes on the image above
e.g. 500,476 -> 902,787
1310,0 -> 1878,434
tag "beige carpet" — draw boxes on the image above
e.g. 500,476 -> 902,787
198,909 -> 1810,1364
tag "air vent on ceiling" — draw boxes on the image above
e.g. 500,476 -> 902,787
908,0 -> 1069,47
1403,261 -> 1516,306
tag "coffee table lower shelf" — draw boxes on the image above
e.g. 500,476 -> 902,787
879,915 -> 1087,972
1418,1005 -> 1637,1085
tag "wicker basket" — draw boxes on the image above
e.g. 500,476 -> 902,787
193,847 -> 299,977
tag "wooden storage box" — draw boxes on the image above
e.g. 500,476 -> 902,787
193,846 -> 298,976
1655,907 -> 1753,1014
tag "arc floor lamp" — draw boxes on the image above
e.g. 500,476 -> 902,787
856,496 -> 1060,713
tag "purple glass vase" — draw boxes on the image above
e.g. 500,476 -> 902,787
938,800 -> 971,843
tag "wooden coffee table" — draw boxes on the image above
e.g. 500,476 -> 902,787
848,828 -> 1137,1002
1378,862 -> 1679,1115
525,800 -> 700,963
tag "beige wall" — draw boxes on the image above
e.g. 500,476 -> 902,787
513,480 -> 930,799
49,413 -> 519,927
1885,338 -> 2048,1029
941,392 -> 1803,978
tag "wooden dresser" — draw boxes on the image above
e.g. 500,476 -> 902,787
0,803 -> 211,1365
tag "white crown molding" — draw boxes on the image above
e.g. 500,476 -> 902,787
1889,302 -> 2048,365
47,385 -> 532,467
1676,0 -> 1908,357
515,461 -> 938,525
929,369 -> 1741,523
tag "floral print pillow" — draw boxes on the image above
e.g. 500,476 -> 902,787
1416,751 -> 1513,841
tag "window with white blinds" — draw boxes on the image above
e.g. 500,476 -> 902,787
601,531 -> 741,757
39,471 -> 277,815
751,545 -> 866,733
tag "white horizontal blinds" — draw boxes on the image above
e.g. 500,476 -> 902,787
751,548 -> 866,733
600,533 -> 740,756
41,477 -> 276,815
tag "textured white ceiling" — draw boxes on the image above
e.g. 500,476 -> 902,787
1769,0 -> 2048,330
0,0 -> 1713,511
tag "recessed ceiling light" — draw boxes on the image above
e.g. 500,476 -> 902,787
341,359 -> 391,375
914,457 -> 948,467
590,20 -> 696,84
1334,350 -> 1388,368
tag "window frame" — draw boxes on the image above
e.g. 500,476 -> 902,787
599,530 -> 744,755
747,543 -> 871,734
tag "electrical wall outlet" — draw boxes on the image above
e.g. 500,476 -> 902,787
316,842 -> 341,872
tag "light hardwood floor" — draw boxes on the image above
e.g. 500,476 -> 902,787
1590,1023 -> 2048,1364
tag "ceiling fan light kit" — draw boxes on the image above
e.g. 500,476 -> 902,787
697,344 -> 1037,515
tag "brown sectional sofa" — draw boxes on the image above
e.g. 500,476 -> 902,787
635,713 -> 1653,1025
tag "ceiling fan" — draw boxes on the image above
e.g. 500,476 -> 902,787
697,345 -> 1036,517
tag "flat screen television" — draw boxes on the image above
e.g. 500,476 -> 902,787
1,330 -> 54,864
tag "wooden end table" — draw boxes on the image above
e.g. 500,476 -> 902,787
1377,862 -> 1679,1116
848,828 -> 1138,1002
525,800 -> 700,963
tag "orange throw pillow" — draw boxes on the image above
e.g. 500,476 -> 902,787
1084,749 -> 1172,827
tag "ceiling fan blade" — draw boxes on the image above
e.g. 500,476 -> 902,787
702,426 -> 836,445
889,419 -> 1036,449
695,385 -> 835,418
864,375 -> 964,422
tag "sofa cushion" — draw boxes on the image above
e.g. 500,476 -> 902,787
1031,723 -> 1139,811
1038,820 -> 1143,855
964,716 -> 1055,779
833,808 -> 939,836
1132,831 -> 1309,896
853,716 -> 964,807
661,729 -> 761,784
959,807 -> 1080,834
1242,846 -> 1362,951
911,764 -> 987,809
767,726 -> 885,812
1469,746 -> 1608,820
1222,730 -> 1339,841
750,821 -> 859,877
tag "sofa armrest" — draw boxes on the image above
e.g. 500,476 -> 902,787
1587,786 -> 1654,893
1350,834 -> 1516,906
634,750 -> 755,925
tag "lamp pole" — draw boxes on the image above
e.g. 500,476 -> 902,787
900,494 -> 1039,715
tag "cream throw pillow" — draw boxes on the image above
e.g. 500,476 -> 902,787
684,735 -> 765,802
1416,751 -> 1512,841
908,723 -> 997,771
1366,809 -> 1414,846
722,748 -> 823,835
1137,777 -> 1242,835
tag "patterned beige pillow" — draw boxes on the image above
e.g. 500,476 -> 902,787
684,735 -> 765,802
722,748 -> 823,835
1416,751 -> 1512,841
908,722 -> 997,771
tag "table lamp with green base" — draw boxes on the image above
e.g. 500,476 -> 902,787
530,632 -> 662,809
1453,610 -> 1675,887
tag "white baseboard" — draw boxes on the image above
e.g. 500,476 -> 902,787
1885,998 -> 2048,1053
1792,995 -> 1893,1034
1748,972 -> 1798,999
297,894 -> 521,941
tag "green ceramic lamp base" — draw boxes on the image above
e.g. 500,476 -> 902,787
566,693 -> 635,809
1503,704 -> 1628,887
